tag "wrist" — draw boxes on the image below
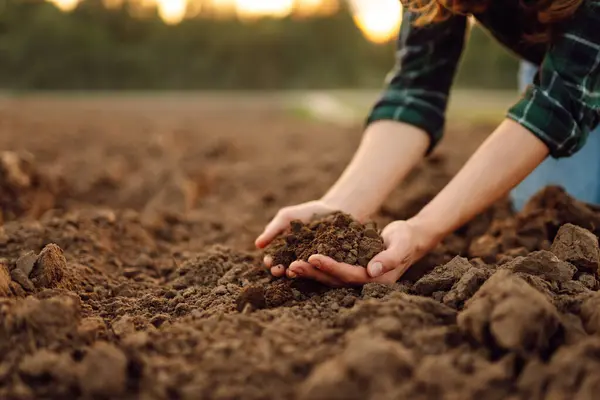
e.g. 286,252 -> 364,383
406,214 -> 447,252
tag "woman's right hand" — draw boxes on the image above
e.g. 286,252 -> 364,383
255,200 -> 342,277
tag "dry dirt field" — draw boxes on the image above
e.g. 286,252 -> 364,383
0,95 -> 599,400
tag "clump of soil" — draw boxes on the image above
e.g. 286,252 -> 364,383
6,243 -> 67,295
265,212 -> 384,267
0,151 -> 66,223
458,269 -> 561,356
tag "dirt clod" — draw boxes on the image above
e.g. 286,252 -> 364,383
458,270 -> 561,355
266,212 -> 384,268
413,256 -> 472,296
30,244 -> 65,289
79,342 -> 128,398
236,285 -> 267,311
550,223 -> 600,274
501,250 -> 576,283
580,293 -> 600,334
16,251 -> 37,276
442,267 -> 491,309
299,332 -> 414,400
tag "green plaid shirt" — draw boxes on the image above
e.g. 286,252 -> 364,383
367,1 -> 600,158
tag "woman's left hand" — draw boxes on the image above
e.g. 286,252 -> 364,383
265,219 -> 437,287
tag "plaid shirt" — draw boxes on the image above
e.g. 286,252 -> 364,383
367,1 -> 600,158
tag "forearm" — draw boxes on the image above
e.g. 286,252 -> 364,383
321,120 -> 429,219
411,119 -> 549,246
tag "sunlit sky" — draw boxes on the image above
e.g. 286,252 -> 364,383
48,0 -> 402,43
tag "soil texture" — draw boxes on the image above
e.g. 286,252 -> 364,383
0,96 -> 599,400
266,211 -> 384,267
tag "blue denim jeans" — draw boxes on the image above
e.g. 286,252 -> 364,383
509,61 -> 600,211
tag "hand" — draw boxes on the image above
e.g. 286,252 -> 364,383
255,200 -> 343,277
267,219 -> 438,287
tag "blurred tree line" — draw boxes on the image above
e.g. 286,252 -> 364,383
0,0 -> 518,90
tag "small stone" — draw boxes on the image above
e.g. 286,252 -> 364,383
112,315 -> 136,338
16,251 -> 37,276
551,223 -> 600,274
214,285 -> 228,295
30,244 -> 65,288
578,273 -> 597,290
10,269 -> 35,292
330,302 -> 340,311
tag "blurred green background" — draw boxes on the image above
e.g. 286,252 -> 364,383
0,0 -> 519,91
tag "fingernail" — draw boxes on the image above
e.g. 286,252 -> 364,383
288,271 -> 297,279
312,260 -> 321,269
369,262 -> 383,277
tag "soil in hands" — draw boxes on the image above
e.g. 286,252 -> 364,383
265,211 -> 385,268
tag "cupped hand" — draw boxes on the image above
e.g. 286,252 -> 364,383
272,219 -> 437,287
255,200 -> 341,277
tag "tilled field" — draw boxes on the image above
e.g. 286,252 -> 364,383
1,96 -> 599,400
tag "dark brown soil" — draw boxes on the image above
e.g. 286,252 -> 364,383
266,211 -> 384,267
1,95 -> 599,400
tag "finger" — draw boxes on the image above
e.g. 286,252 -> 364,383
264,255 -> 273,268
372,266 -> 408,284
270,265 -> 286,277
308,254 -> 369,286
255,216 -> 289,249
367,246 -> 411,278
288,260 -> 343,287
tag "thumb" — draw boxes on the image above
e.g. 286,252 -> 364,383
367,246 -> 408,278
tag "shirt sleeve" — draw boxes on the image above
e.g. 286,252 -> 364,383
366,9 -> 468,154
507,1 -> 600,159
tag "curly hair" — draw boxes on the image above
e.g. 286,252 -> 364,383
405,0 -> 584,42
